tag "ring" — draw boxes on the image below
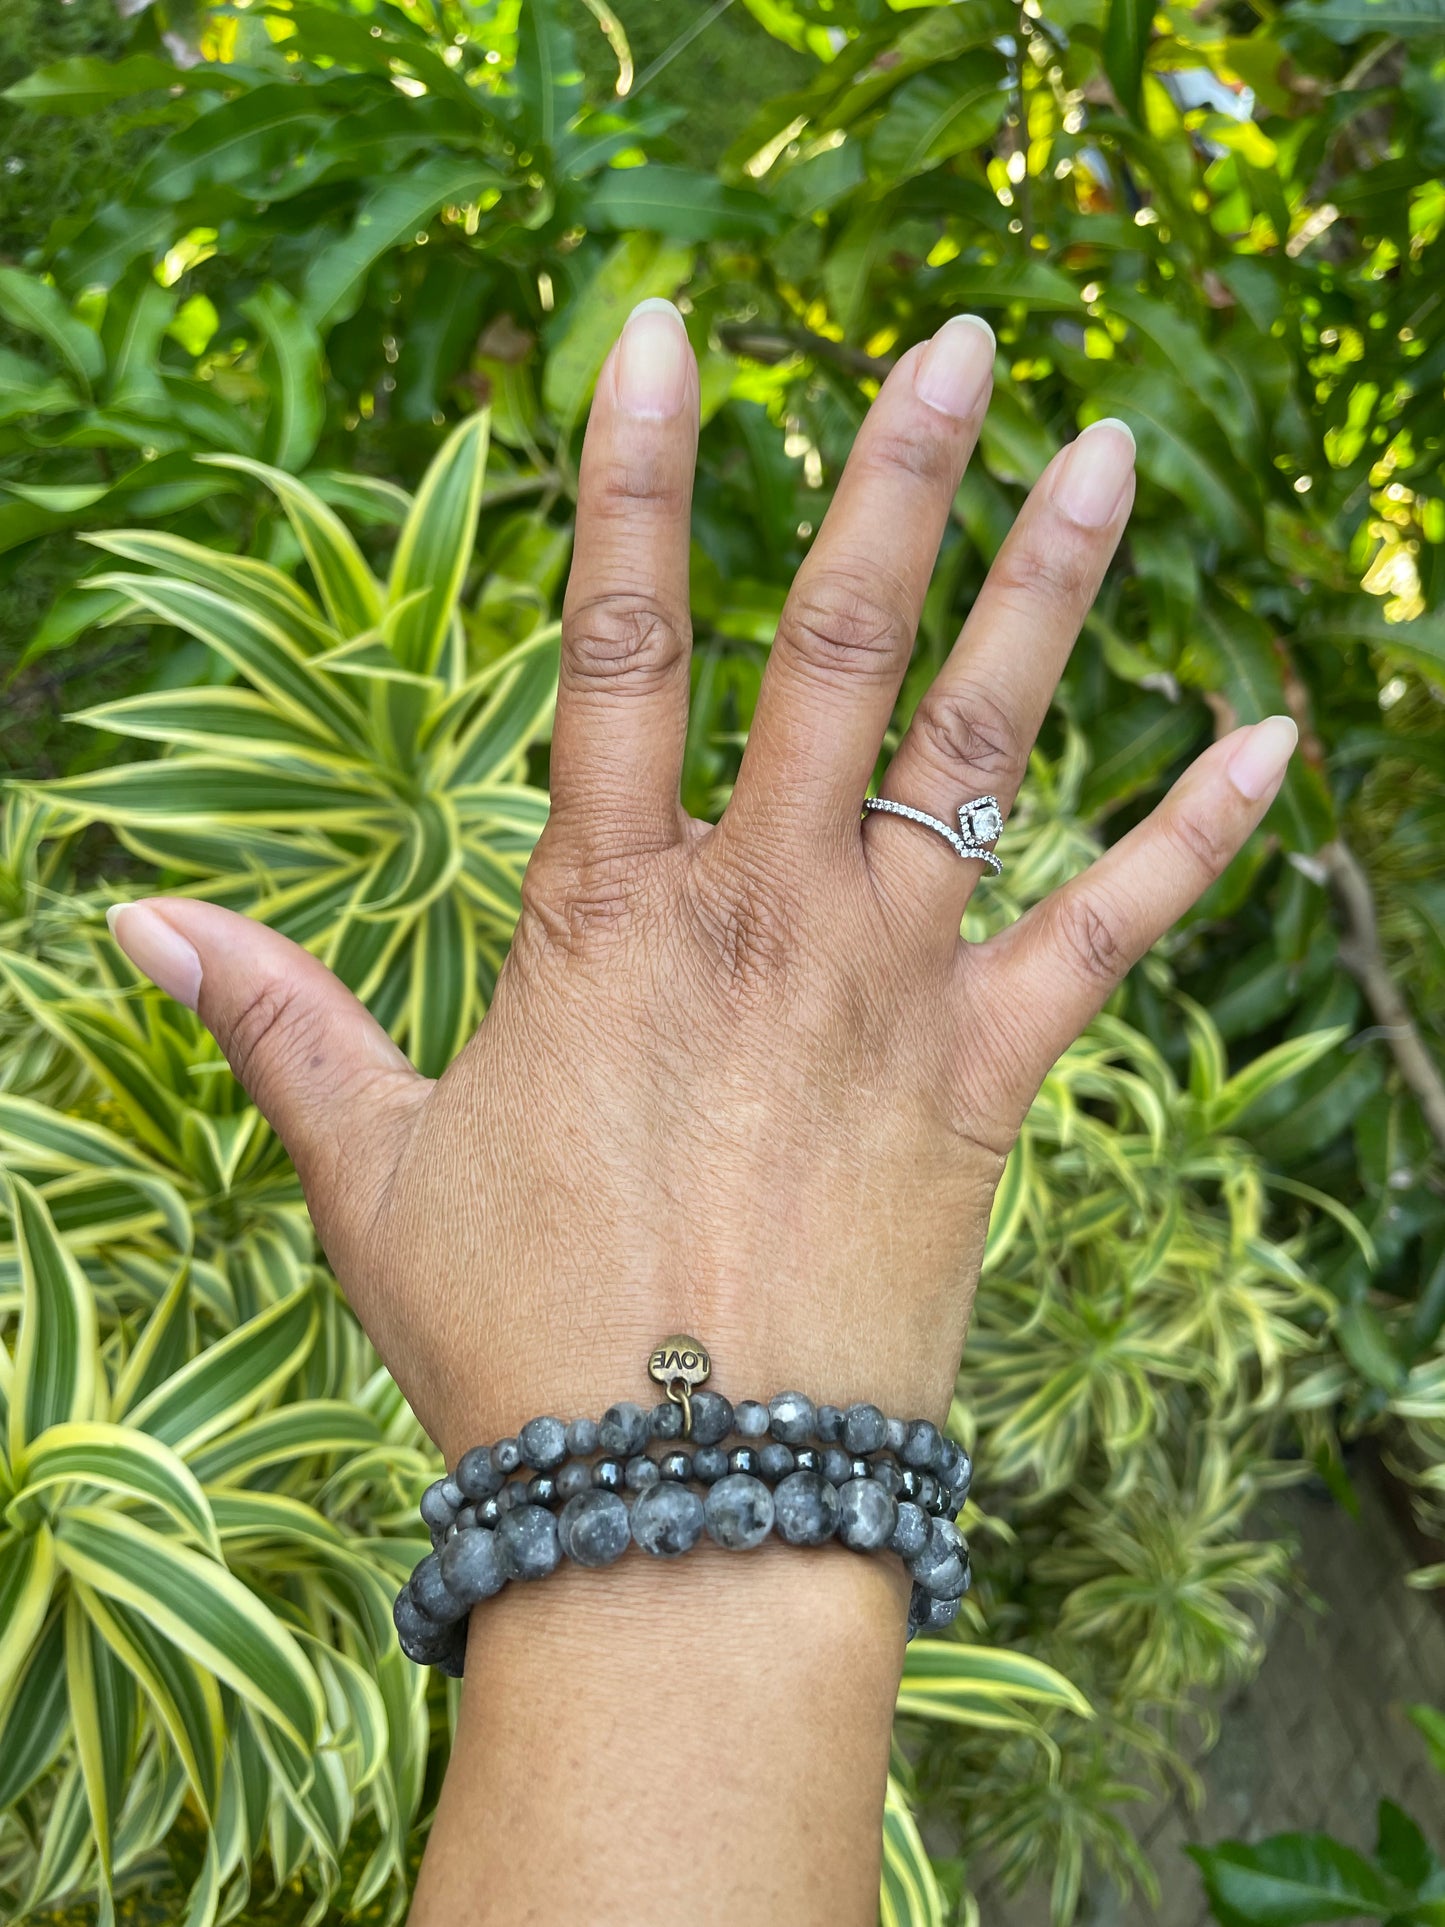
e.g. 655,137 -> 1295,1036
863,793 -> 1005,876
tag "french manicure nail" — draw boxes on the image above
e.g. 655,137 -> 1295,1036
107,902 -> 202,1010
1053,417 -> 1136,528
1227,714 -> 1299,802
615,297 -> 691,419
913,314 -> 996,419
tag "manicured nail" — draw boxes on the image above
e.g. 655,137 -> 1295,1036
107,902 -> 202,1010
913,314 -> 995,419
1053,417 -> 1136,528
1227,714 -> 1298,802
615,298 -> 690,419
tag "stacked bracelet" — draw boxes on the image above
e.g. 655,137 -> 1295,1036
394,1336 -> 974,1676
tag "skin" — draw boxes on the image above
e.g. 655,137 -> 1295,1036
109,302 -> 1298,1925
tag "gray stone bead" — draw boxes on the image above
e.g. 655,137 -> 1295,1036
889,1501 -> 929,1561
397,1608 -> 458,1668
440,1526 -> 506,1606
951,1451 -> 974,1504
815,1403 -> 844,1443
907,1583 -> 930,1638
419,1480 -> 456,1532
917,1474 -> 939,1512
819,1446 -> 852,1488
885,1416 -> 908,1455
872,1460 -> 903,1498
650,1400 -> 684,1441
842,1403 -> 887,1454
773,1470 -> 840,1546
836,1478 -> 897,1551
556,1461 -> 592,1502
558,1489 -> 631,1568
455,1505 -> 477,1533
912,1549 -> 967,1598
920,1591 -> 965,1631
759,1442 -> 796,1482
493,1437 -> 521,1474
520,1415 -> 568,1471
769,1392 -> 816,1445
631,1482 -> 704,1558
600,1401 -> 649,1457
693,1445 -> 728,1484
733,1400 -> 770,1439
455,1446 -> 503,1502
933,1517 -> 965,1557
625,1454 -> 661,1492
411,1552 -> 465,1624
902,1420 -> 941,1470
704,1474 -> 774,1550
496,1503 -> 561,1582
394,1586 -> 440,1645
440,1478 -> 465,1510
502,1480 -> 532,1512
565,1416 -> 600,1457
689,1392 -> 734,1446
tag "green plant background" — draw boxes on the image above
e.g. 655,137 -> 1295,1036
0,0 -> 1441,1922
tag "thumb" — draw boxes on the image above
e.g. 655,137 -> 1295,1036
107,896 -> 427,1229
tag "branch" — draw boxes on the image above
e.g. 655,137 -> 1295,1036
717,324 -> 894,383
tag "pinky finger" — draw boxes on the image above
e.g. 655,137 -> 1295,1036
977,715 -> 1299,1096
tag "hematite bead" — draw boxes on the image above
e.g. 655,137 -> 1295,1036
411,1553 -> 465,1624
693,1445 -> 728,1484
794,1448 -> 821,1474
837,1478 -> 897,1551
593,1458 -> 624,1492
768,1391 -> 816,1445
566,1416 -> 600,1457
632,1482 -> 704,1558
558,1489 -> 631,1568
440,1526 -> 506,1606
848,1456 -> 871,1482
600,1401 -> 649,1457
476,1497 -> 501,1528
556,1462 -> 592,1502
493,1437 -> 521,1474
899,1467 -> 923,1502
872,1460 -> 903,1498
419,1480 -> 456,1532
704,1474 -> 774,1550
889,1501 -> 929,1560
885,1416 -> 908,1455
455,1446 -> 503,1502
650,1400 -> 684,1441
773,1470 -> 840,1547
815,1404 -> 844,1444
818,1446 -> 851,1487
527,1474 -> 558,1507
733,1401 -> 770,1439
759,1442 -> 796,1482
901,1420 -> 941,1470
660,1450 -> 693,1482
689,1392 -> 733,1446
497,1504 -> 561,1582
842,1403 -> 887,1455
728,1446 -> 760,1477
625,1454 -> 661,1492
520,1416 -> 568,1472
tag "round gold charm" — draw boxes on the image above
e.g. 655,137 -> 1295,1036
649,1336 -> 711,1391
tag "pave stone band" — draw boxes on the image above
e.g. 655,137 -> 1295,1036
863,792 -> 1005,875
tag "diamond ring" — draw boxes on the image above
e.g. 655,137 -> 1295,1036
862,792 -> 1005,876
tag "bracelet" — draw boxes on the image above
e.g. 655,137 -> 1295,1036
393,1336 -> 973,1675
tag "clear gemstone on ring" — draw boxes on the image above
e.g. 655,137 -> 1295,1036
962,800 -> 1002,845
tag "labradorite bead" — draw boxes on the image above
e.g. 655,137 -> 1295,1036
497,1504 -> 561,1582
704,1474 -> 774,1550
456,1506 -> 477,1533
818,1446 -> 852,1487
411,1552 -> 465,1624
921,1591 -> 965,1631
872,1460 -> 903,1498
600,1401 -> 649,1457
503,1480 -> 532,1512
952,1451 -> 974,1502
689,1391 -> 734,1447
842,1403 -> 887,1455
901,1420 -> 940,1470
889,1501 -> 929,1561
660,1450 -> 692,1482
441,1478 -> 464,1511
794,1448 -> 821,1474
593,1458 -> 624,1492
527,1474 -> 558,1507
520,1415 -> 568,1472
440,1526 -> 506,1606
728,1446 -> 761,1477
759,1442 -> 796,1482
442,1521 -> 459,1545
733,1400 -> 770,1439
556,1462 -> 592,1502
768,1391 -> 816,1445
476,1497 -> 501,1528
625,1454 -> 661,1492
566,1416 -> 600,1457
773,1471 -> 840,1546
397,1614 -> 456,1668
815,1404 -> 844,1443
917,1474 -> 939,1512
456,1446 -> 503,1502
885,1416 -> 908,1455
558,1489 -> 631,1568
631,1482 -> 704,1558
419,1480 -> 456,1532
837,1478 -> 897,1552
494,1437 -> 522,1474
394,1587 -> 440,1645
933,1518 -> 965,1556
650,1400 -> 684,1441
693,1446 -> 728,1484
907,1584 -> 930,1637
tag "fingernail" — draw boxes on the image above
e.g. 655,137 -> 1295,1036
1053,417 -> 1136,528
1227,714 -> 1298,802
913,314 -> 995,419
107,902 -> 202,1010
615,298 -> 690,419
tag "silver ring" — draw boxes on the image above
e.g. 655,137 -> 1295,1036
862,793 -> 1004,876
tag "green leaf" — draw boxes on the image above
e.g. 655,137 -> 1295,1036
0,268 -> 104,399
244,285 -> 326,473
186,1401 -> 383,1486
543,233 -> 694,428
867,54 -> 1010,178
66,1589 -> 138,1891
5,1172 -> 98,1466
880,1775 -> 945,1927
586,165 -> 780,240
127,1289 -> 317,1457
0,1525 -> 56,1702
132,85 -> 324,203
19,1422 -> 221,1558
515,0 -> 584,154
3,53 -> 205,112
1292,0 -> 1445,39
388,412 -> 491,677
1104,0 -> 1153,119
202,457 -> 383,638
1187,1833 -> 1408,1925
1206,1027 -> 1350,1130
0,1609 -> 68,1808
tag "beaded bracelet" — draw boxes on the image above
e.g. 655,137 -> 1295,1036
394,1336 -> 973,1675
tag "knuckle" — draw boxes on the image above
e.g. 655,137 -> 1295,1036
517,844 -> 643,963
1051,890 -> 1128,986
909,680 -> 1023,785
563,593 -> 689,692
684,857 -> 793,999
857,422 -> 957,492
1165,804 -> 1232,876
985,534 -> 1093,617
218,978 -> 311,1097
585,446 -> 691,518
776,576 -> 912,686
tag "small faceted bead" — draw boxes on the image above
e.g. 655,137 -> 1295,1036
902,1420 -> 940,1470
759,1442 -> 796,1482
689,1391 -> 734,1447
440,1527 -> 506,1606
411,1553 -> 465,1624
556,1462 -> 592,1502
849,1456 -> 871,1483
889,1501 -> 929,1561
769,1391 -> 816,1445
600,1402 -> 649,1457
842,1403 -> 887,1455
733,1401 -> 770,1439
625,1455 -> 661,1492
885,1417 -> 908,1455
565,1416 -> 600,1457
632,1483 -> 704,1558
704,1474 -> 774,1550
527,1474 -> 558,1507
593,1458 -> 624,1492
520,1416 -> 568,1472
899,1468 -> 923,1502
693,1446 -> 728,1484
419,1480 -> 456,1532
493,1437 -> 522,1474
872,1460 -> 903,1498
837,1478 -> 897,1552
728,1446 -> 761,1477
558,1489 -> 631,1568
497,1504 -> 561,1582
455,1446 -> 503,1502
814,1404 -> 844,1444
818,1446 -> 852,1487
794,1448 -> 821,1474
650,1401 -> 684,1441
773,1471 -> 840,1547
660,1450 -> 692,1482
475,1497 -> 501,1528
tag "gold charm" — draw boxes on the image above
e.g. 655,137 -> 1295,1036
649,1335 -> 711,1438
